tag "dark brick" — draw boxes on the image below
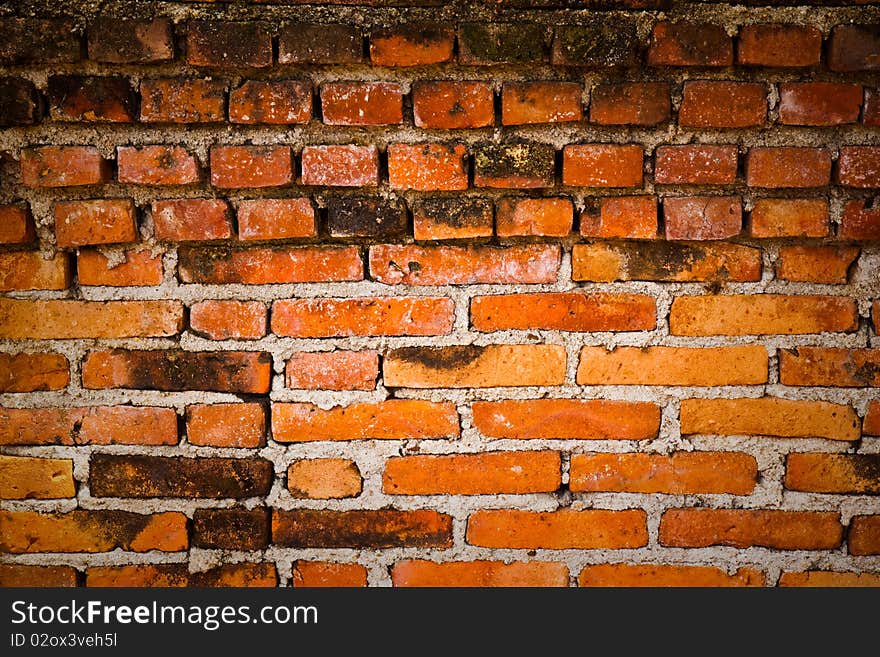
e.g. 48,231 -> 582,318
458,23 -> 549,65
47,76 -> 135,123
88,18 -> 174,63
647,21 -> 732,66
829,25 -> 880,72
193,508 -> 270,550
473,142 -> 556,188
278,23 -> 362,64
186,21 -> 272,68
0,78 -> 40,127
326,198 -> 408,239
0,19 -> 80,64
552,20 -> 638,67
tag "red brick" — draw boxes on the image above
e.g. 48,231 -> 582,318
579,564 -> 764,587
738,24 -> 822,67
152,199 -> 232,241
117,146 -> 201,185
273,509 -> 453,549
563,144 -> 644,188
828,25 -> 880,72
384,451 -> 561,495
776,246 -> 859,284
85,563 -> 276,588
837,146 -> 880,188
747,148 -> 831,188
393,561 -> 569,587
495,198 -> 572,237
590,83 -> 670,126
0,510 -> 187,553
210,145 -> 292,188
471,292 -> 655,332
82,350 -> 272,393
779,83 -> 863,126
552,21 -> 638,67
292,561 -> 367,588
0,252 -> 70,291
472,399 -> 660,440
0,353 -> 69,393
0,406 -> 178,446
272,297 -> 453,338
88,18 -> 173,63
779,571 -> 880,588
271,400 -> 459,442
370,23 -> 453,66
237,199 -> 316,240
655,145 -> 738,185
839,199 -> 880,240
0,18 -> 80,64
186,21 -> 271,68
384,345 -> 565,389
21,146 -> 110,188
286,351 -> 379,391
412,199 -> 493,240
502,82 -> 583,125
0,78 -> 39,126
0,565 -> 78,587
579,196 -> 658,239
0,204 -> 33,244
388,143 -> 468,191
0,455 -> 75,499
459,22 -> 549,65
779,347 -> 880,387
192,508 -> 270,550
849,515 -> 880,555
190,300 -> 266,340
186,403 -> 266,448
663,196 -> 742,240
577,345 -> 768,385
288,459 -> 362,499
679,81 -> 767,128
139,79 -> 226,123
413,81 -> 494,129
785,453 -> 880,495
570,452 -> 757,495
77,249 -> 163,287
278,23 -> 362,65
229,80 -> 311,124
467,509 -> 648,549
178,246 -> 363,284
55,200 -> 137,248
47,75 -> 135,122
321,82 -> 403,125
369,244 -> 559,285
473,142 -> 556,189
864,88 -> 880,126
301,145 -> 378,187
750,199 -> 829,238
647,21 -> 732,67
659,508 -> 843,550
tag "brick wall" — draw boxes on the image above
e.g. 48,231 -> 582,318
1,0 -> 879,588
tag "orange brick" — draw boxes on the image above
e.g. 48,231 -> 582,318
77,249 -> 163,287
738,24 -> 822,67
0,353 -> 68,392
776,246 -> 859,284
471,292 -> 655,332
785,453 -> 880,494
370,23 -> 453,66
0,204 -> 33,243
680,397 -> 860,442
472,399 -> 661,440
0,565 -> 78,587
237,198 -> 315,240
288,459 -> 362,499
577,345 -> 768,386
179,246 -> 363,284
0,455 -> 75,499
670,294 -> 858,336
579,196 -> 658,239
186,403 -> 266,448
570,452 -> 757,495
301,145 -> 378,187
0,251 -> 70,291
190,300 -> 266,340
412,81 -> 494,129
0,510 -> 187,553
747,147 -> 832,188
139,78 -> 226,123
388,143 -> 468,191
86,563 -> 276,587
467,509 -> 648,549
501,81 -> 583,125
563,144 -> 644,188
0,299 -> 182,340
659,508 -> 843,550
292,561 -> 367,588
655,145 -> 738,185
750,199 -> 829,238
369,244 -> 559,285
21,146 -> 110,187
321,82 -> 403,125
54,199 -> 137,247
229,79 -> 311,124
849,515 -> 880,555
393,561 -> 569,587
210,145 -> 292,188
865,401 -> 880,435
663,196 -> 742,240
572,242 -> 761,283
780,346 -> 880,388
383,451 -> 561,495
384,344 -> 566,389
152,199 -> 232,241
579,564 -> 764,587
495,198 -> 572,237
590,83 -> 671,126
117,145 -> 200,185
412,199 -> 493,240
272,297 -> 453,338
286,351 -> 378,391
272,400 -> 460,442
779,571 -> 880,587
679,81 -> 767,128
840,199 -> 880,240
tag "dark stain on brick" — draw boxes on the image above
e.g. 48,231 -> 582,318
553,20 -> 638,67
71,509 -> 153,550
279,23 -> 362,64
193,508 -> 270,550
88,18 -> 173,63
473,142 -> 556,183
655,22 -> 731,65
106,350 -> 270,393
48,75 -> 136,122
272,509 -> 453,548
849,455 -> 880,493
190,563 -> 277,587
459,23 -> 549,64
327,197 -> 408,239
0,19 -> 80,64
415,198 -> 492,229
843,357 -> 880,387
389,345 -> 487,370
187,21 -> 271,68
0,78 -> 40,127
177,246 -> 236,284
372,22 -> 452,47
624,242 -> 704,279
